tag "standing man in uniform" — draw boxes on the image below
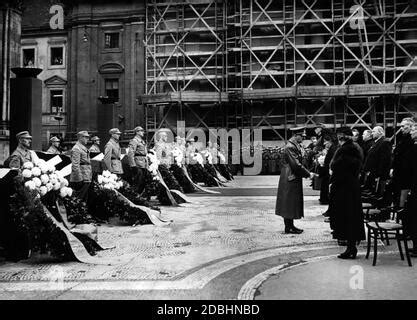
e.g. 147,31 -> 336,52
70,131 -> 92,202
46,136 -> 61,154
2,132 -> 34,260
103,128 -> 124,176
276,126 -> 315,234
4,131 -> 34,168
127,126 -> 148,194
89,136 -> 101,153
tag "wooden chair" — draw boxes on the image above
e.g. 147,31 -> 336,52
365,207 -> 412,267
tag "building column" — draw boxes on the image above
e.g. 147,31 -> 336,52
0,1 -> 22,163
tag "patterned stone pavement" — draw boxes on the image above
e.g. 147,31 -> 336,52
0,175 -> 338,299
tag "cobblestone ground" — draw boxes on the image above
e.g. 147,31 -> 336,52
0,176 -> 338,299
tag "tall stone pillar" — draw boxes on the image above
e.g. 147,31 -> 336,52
0,1 -> 22,163
10,67 -> 43,152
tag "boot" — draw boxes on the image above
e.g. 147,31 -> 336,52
338,243 -> 358,259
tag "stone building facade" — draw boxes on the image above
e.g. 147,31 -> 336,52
0,1 -> 22,162
0,0 -> 146,161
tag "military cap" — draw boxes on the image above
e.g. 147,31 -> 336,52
77,131 -> 90,137
16,131 -> 32,139
91,136 -> 100,141
50,136 -> 60,142
109,128 -> 122,135
336,126 -> 353,136
289,126 -> 306,134
133,126 -> 145,132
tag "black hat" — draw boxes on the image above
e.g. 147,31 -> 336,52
336,126 -> 353,136
290,126 -> 306,135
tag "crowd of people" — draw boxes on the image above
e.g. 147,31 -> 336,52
276,118 -> 417,259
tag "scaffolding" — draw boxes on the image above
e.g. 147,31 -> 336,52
142,0 -> 417,141
142,0 -> 228,138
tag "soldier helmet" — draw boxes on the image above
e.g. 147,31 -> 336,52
186,137 -> 195,142
109,128 -> 122,135
133,126 -> 145,133
16,131 -> 32,140
77,131 -> 90,138
50,136 -> 60,142
91,136 -> 100,141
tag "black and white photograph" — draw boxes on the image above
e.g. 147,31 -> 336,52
1,0 -> 417,310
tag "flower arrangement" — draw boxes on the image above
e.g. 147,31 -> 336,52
89,181 -> 153,225
97,170 -> 123,190
147,151 -> 160,181
171,146 -> 184,167
9,175 -> 74,260
218,151 -> 226,164
192,152 -> 204,167
317,154 -> 326,166
201,150 -> 213,165
21,160 -> 72,198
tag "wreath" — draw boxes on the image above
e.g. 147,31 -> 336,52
9,176 -> 73,260
170,164 -> 195,193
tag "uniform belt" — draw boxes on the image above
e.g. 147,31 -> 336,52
111,157 -> 119,160
135,154 -> 146,157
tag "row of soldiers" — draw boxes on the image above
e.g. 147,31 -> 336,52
5,125 -> 232,202
4,126 -> 148,202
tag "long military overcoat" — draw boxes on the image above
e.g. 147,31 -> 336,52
275,138 -> 310,219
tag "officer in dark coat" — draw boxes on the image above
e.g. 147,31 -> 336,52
403,123 -> 417,256
363,126 -> 392,187
392,118 -> 415,207
329,127 -> 365,259
276,126 -> 314,234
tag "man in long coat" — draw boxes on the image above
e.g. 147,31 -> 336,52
329,127 -> 365,259
403,123 -> 417,256
276,126 -> 314,234
392,118 -> 415,207
103,128 -> 123,175
70,131 -> 92,202
363,126 -> 392,189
